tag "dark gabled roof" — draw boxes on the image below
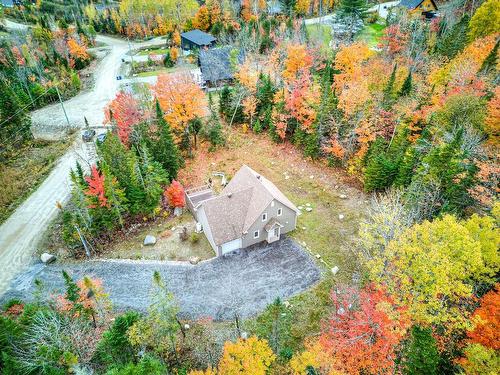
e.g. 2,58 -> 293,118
399,0 -> 438,9
199,46 -> 243,83
181,29 -> 216,46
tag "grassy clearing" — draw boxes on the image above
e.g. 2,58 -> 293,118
135,64 -> 197,77
0,138 -> 72,224
357,22 -> 386,48
104,213 -> 215,261
137,48 -> 169,56
306,23 -> 332,50
179,127 -> 369,347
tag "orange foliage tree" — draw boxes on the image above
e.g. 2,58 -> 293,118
164,180 -> 186,208
467,284 -> 500,350
283,44 -> 314,82
85,165 -> 108,208
104,91 -> 144,145
153,73 -> 206,136
316,284 -> 410,374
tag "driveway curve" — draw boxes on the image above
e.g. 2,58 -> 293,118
1,238 -> 321,319
0,23 -> 165,296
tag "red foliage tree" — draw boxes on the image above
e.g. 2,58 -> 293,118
164,180 -> 186,208
317,284 -> 410,374
104,91 -> 144,145
467,284 -> 500,350
85,165 -> 108,208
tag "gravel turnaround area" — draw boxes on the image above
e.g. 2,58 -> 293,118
2,237 -> 321,320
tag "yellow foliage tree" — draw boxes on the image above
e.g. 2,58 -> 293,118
218,336 -> 276,375
283,44 -> 313,82
367,214 -> 500,330
468,0 -> 500,40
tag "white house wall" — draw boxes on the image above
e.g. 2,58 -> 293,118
196,206 -> 218,253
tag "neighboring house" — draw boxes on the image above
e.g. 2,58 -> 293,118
0,0 -> 15,8
198,46 -> 244,86
186,165 -> 299,256
399,0 -> 438,16
181,29 -> 216,51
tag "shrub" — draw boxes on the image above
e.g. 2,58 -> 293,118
190,232 -> 200,244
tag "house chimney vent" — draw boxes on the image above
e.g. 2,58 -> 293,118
256,175 -> 261,180
227,193 -> 232,198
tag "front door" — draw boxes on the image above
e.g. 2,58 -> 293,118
274,227 -> 280,238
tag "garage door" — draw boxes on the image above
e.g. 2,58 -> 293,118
221,238 -> 242,255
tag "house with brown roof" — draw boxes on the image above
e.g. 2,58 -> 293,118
185,165 -> 299,256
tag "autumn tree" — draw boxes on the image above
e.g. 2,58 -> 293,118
366,213 -> 500,330
314,284 -> 410,374
164,180 -> 185,208
128,271 -> 180,359
104,91 -> 144,145
468,0 -> 500,40
467,284 -> 500,350
218,336 -> 276,375
153,73 -> 206,144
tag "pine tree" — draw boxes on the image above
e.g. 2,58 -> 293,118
136,145 -> 168,214
479,39 -> 499,74
219,85 -> 232,118
0,77 -> 32,150
338,0 -> 369,40
383,64 -> 397,108
435,15 -> 469,59
399,71 -> 413,97
363,137 -> 399,192
402,326 -> 439,375
153,100 -> 182,181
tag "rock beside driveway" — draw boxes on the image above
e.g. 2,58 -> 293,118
40,253 -> 56,264
144,235 -> 157,246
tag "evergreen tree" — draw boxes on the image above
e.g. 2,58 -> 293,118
189,117 -> 203,149
153,100 -> 182,181
435,15 -> 470,59
383,63 -> 397,108
399,71 -> 413,97
0,77 -> 32,150
479,39 -> 499,74
363,137 -> 399,192
219,85 -> 232,118
206,107 -> 225,152
338,0 -> 369,40
402,326 -> 439,375
136,145 -> 168,214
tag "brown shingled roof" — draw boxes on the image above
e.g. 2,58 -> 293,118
199,165 -> 298,246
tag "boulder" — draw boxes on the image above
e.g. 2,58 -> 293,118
40,253 -> 56,264
305,207 -> 313,212
144,235 -> 157,246
339,194 -> 348,199
331,266 -> 339,275
189,256 -> 201,265
297,205 -> 304,210
338,214 -> 344,220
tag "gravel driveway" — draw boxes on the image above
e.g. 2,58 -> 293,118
2,238 -> 321,320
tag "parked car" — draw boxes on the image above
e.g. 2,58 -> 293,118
96,133 -> 107,144
82,129 -> 96,142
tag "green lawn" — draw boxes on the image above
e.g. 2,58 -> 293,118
357,22 -> 386,48
0,138 -> 72,224
137,48 -> 169,56
135,64 -> 197,77
306,24 -> 332,50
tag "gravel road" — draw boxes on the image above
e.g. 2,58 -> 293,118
2,238 -> 321,319
0,22 -> 166,297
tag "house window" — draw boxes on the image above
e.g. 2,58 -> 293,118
262,213 -> 267,221
254,230 -> 259,238
277,208 -> 282,216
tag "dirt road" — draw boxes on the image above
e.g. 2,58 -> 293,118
0,24 -> 164,297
